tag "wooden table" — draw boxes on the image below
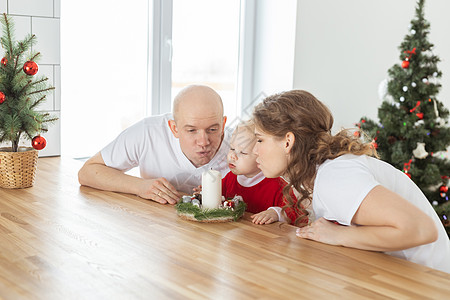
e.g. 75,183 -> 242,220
0,157 -> 449,299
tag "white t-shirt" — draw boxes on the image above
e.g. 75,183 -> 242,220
313,154 -> 450,273
101,113 -> 230,194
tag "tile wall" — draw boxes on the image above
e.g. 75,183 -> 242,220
0,0 -> 60,157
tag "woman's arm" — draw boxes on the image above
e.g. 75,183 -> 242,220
296,185 -> 438,251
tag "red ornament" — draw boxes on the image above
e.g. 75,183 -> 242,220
416,112 -> 424,119
31,135 -> 46,150
405,172 -> 411,178
0,91 -> 5,104
439,185 -> 449,193
402,60 -> 410,69
223,200 -> 235,209
1,57 -> 7,66
23,61 -> 38,75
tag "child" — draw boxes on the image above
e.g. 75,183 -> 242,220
224,120 -> 307,225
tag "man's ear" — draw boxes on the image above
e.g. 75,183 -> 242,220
284,132 -> 295,154
168,119 -> 179,138
221,116 -> 227,132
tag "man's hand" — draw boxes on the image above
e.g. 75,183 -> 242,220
250,209 -> 279,225
137,177 -> 181,204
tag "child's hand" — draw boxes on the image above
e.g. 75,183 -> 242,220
251,209 -> 278,225
192,185 -> 202,195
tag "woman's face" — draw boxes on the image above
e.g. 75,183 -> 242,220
253,127 -> 289,178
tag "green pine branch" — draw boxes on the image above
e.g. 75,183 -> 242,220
1,13 -> 14,58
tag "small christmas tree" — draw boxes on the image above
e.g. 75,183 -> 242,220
0,13 -> 57,152
357,0 -> 450,235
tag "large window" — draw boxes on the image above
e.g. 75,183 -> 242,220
61,1 -> 148,158
171,0 -> 241,122
62,0 -> 243,158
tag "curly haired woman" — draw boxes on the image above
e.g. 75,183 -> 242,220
252,89 -> 450,273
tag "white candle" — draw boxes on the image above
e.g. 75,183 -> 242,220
201,169 -> 222,209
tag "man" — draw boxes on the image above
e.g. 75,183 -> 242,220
78,85 -> 229,204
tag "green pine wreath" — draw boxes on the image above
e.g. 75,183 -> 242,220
176,200 -> 246,222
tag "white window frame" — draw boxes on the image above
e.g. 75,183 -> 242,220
147,0 -> 173,115
147,0 -> 256,117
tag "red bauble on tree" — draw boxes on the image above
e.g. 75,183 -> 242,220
0,91 -> 5,104
1,57 -> 7,66
23,60 -> 38,75
31,135 -> 46,150
402,60 -> 410,69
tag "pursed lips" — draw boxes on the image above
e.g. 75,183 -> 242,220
197,150 -> 211,157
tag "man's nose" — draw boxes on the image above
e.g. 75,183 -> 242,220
197,131 -> 210,146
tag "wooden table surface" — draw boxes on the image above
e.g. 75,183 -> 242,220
0,157 -> 449,300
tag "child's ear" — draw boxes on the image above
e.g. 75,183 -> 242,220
284,132 -> 295,153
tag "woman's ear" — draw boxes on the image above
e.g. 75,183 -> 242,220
284,132 -> 295,153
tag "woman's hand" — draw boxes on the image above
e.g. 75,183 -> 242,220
251,209 -> 279,225
296,218 -> 344,246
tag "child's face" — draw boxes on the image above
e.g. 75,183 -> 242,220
227,127 -> 260,178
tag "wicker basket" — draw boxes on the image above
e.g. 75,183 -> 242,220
0,147 -> 38,189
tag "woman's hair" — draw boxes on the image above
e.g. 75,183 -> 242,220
252,90 -> 376,226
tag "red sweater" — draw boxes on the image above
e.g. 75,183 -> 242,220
222,172 -> 300,224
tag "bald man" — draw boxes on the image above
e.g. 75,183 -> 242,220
78,85 -> 229,204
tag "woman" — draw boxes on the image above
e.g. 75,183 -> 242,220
252,89 -> 450,273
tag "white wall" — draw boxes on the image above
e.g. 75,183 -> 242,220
0,0 -> 60,156
293,0 -> 450,132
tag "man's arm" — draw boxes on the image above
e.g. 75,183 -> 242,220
78,152 -> 180,204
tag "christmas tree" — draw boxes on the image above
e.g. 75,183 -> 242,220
0,13 -> 57,152
357,0 -> 450,235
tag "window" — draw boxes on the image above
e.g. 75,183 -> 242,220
62,0 -> 246,158
171,0 -> 241,122
61,1 -> 149,158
